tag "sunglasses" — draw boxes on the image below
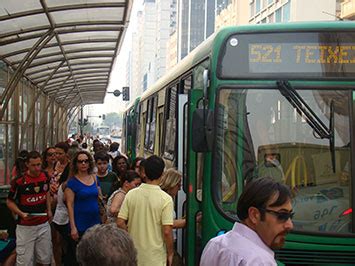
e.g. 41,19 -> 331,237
47,152 -> 56,156
77,159 -> 89,164
259,208 -> 294,222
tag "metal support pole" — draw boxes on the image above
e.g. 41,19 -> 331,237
0,30 -> 54,120
68,108 -> 79,129
44,92 -> 79,143
80,106 -> 84,136
19,61 -> 65,148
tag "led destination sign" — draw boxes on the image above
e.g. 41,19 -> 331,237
249,43 -> 355,73
218,32 -> 355,79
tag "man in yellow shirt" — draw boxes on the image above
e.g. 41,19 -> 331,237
117,155 -> 174,266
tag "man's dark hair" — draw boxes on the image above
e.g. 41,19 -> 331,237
237,177 -> 291,221
77,224 -> 137,266
55,142 -> 69,153
109,142 -> 120,152
81,143 -> 88,149
26,151 -> 41,162
141,155 -> 165,181
94,151 -> 110,163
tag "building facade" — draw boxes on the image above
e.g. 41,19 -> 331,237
131,30 -> 141,101
166,30 -> 178,71
341,0 -> 355,20
215,0 -> 341,30
215,0 -> 249,30
154,0 -> 171,81
249,0 -> 339,24
177,0 -> 219,61
128,0 -> 173,103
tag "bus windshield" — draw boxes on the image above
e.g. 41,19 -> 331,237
214,86 -> 352,234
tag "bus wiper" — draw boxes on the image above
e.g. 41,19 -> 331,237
276,80 -> 335,173
329,100 -> 335,173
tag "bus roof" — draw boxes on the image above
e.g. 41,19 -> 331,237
125,97 -> 141,113
219,21 -> 355,34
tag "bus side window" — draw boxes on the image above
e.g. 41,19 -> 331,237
163,86 -> 178,161
144,97 -> 157,152
143,99 -> 150,150
149,96 -> 157,152
181,74 -> 192,178
135,103 -> 142,152
181,75 -> 192,93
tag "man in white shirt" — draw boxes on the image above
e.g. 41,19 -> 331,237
200,177 -> 294,266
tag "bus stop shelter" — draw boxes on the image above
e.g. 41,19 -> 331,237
0,0 -> 132,183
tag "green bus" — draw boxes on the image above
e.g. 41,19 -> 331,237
122,97 -> 140,160
122,22 -> 355,265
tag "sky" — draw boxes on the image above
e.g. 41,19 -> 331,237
86,0 -> 143,115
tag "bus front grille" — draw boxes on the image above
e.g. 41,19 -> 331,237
276,249 -> 355,265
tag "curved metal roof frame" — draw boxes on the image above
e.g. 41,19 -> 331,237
0,0 -> 132,117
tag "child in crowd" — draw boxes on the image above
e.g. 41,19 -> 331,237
94,151 -> 118,199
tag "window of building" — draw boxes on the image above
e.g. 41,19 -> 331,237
268,13 -> 274,23
256,0 -> 261,13
206,0 -> 215,38
262,0 -> 267,10
143,73 -> 148,91
275,7 -> 282,22
250,1 -> 255,17
282,0 -> 291,22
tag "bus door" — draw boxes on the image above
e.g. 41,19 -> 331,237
185,89 -> 203,266
176,94 -> 187,257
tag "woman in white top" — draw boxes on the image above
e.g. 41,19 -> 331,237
160,169 -> 185,266
52,182 -> 69,266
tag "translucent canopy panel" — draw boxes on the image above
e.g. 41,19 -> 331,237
0,0 -> 132,107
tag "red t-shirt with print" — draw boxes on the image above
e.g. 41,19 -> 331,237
8,172 -> 50,226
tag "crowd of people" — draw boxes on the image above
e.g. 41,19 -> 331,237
1,136 -> 185,266
1,134 -> 295,266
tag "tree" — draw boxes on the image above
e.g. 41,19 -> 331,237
102,112 -> 122,128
